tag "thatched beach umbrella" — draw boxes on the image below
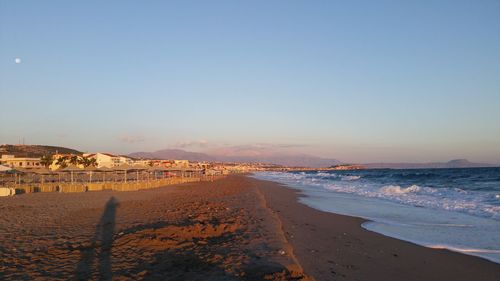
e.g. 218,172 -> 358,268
0,165 -> 13,185
165,167 -> 201,177
147,166 -> 167,179
81,166 -> 98,182
61,165 -> 81,183
29,168 -> 54,184
114,164 -> 136,170
97,166 -> 114,172
10,167 -> 29,185
97,166 -> 114,182
131,165 -> 148,181
0,165 -> 12,172
113,164 -> 136,182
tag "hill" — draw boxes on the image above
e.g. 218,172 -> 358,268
0,144 -> 82,157
128,149 -> 216,162
217,154 -> 341,168
128,149 -> 341,167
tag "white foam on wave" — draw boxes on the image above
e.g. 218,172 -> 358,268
342,175 -> 361,181
255,171 -> 500,220
315,172 -> 361,181
253,171 -> 500,264
428,245 -> 500,254
412,223 -> 474,227
362,220 -> 500,264
427,245 -> 500,263
380,184 -> 421,194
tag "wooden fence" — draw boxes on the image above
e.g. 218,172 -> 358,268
5,175 -> 223,195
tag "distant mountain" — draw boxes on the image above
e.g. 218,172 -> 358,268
217,154 -> 342,168
0,144 -> 82,157
209,145 -> 342,167
128,148 -> 341,168
128,149 -> 216,162
364,159 -> 494,169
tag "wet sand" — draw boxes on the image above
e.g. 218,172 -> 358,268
1,175 -> 499,280
257,177 -> 500,281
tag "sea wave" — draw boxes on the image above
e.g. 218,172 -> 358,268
432,246 -> 500,254
342,175 -> 361,181
254,170 -> 500,264
254,171 -> 500,220
380,184 -> 421,194
315,171 -> 361,181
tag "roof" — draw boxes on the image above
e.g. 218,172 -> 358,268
1,156 -> 41,161
96,166 -> 114,172
99,153 -> 118,157
0,165 -> 12,172
60,165 -> 82,171
113,164 -> 138,170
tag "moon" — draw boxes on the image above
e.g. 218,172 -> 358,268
15,58 -> 21,64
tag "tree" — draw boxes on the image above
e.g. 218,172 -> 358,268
69,155 -> 79,166
56,156 -> 68,169
40,155 -> 53,168
77,157 -> 85,167
80,157 -> 98,168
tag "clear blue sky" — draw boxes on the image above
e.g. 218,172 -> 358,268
1,0 -> 499,163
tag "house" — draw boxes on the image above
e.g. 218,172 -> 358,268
118,156 -> 134,165
134,159 -> 152,167
197,162 -> 212,169
173,160 -> 189,168
83,153 -> 134,168
83,153 -> 120,168
50,153 -> 84,170
0,154 -> 42,169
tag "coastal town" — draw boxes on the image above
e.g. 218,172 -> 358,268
0,144 -> 365,197
0,145 -> 260,195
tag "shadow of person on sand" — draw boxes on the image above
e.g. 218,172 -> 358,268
76,197 -> 119,281
110,220 -> 300,281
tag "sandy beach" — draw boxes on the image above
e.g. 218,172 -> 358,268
257,177 -> 500,281
1,175 -> 499,280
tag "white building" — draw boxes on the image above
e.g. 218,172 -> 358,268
83,153 -> 122,168
118,156 -> 134,165
0,154 -> 42,169
173,160 -> 189,168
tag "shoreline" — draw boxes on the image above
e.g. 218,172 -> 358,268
1,175 -> 499,280
254,176 -> 500,280
254,169 -> 500,264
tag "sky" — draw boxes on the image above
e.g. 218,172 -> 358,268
1,0 -> 499,163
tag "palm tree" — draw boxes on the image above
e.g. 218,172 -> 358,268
69,155 -> 79,166
77,157 -> 85,167
80,157 -> 98,168
40,155 -> 53,168
56,156 -> 68,169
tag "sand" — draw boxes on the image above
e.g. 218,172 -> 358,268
256,177 -> 500,281
0,175 -> 309,280
1,175 -> 499,280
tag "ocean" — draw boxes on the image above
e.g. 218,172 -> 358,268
253,167 -> 500,263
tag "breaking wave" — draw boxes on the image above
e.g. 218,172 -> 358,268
253,168 -> 500,263
380,184 -> 421,194
255,169 -> 500,220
